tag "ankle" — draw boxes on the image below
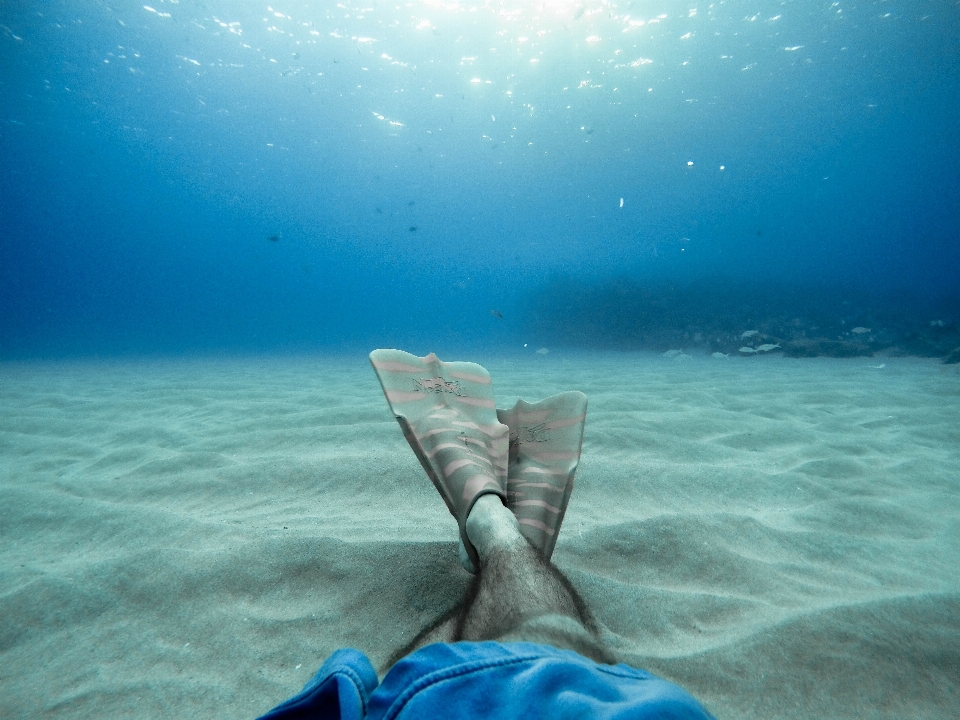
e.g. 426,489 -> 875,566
465,494 -> 524,561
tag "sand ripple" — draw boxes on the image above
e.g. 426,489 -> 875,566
2,354 -> 959,719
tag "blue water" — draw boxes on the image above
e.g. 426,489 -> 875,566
2,0 -> 959,357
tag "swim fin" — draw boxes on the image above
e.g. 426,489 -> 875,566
369,349 -> 509,570
497,392 -> 587,561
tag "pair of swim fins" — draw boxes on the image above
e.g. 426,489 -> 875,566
369,349 -> 586,571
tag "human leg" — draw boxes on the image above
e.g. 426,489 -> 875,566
455,495 -> 614,663
383,495 -> 613,670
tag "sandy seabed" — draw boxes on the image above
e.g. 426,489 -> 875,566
2,351 -> 959,719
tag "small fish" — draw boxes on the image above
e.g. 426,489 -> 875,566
408,226 -> 417,232
536,348 -> 550,355
741,330 -> 759,338
268,234 -> 281,242
491,309 -> 504,320
739,346 -> 757,354
756,343 -> 781,352
851,327 -> 871,334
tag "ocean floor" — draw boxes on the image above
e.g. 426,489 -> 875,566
2,351 -> 959,719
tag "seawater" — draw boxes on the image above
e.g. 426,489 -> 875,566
2,0 -> 958,358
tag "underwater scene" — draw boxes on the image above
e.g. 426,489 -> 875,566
2,1 -> 959,718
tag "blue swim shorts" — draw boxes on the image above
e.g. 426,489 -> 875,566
257,641 -> 715,720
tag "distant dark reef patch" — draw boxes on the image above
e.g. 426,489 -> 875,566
525,277 -> 960,362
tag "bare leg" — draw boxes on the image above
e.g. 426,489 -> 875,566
456,496 -> 613,663
387,496 -> 613,669
455,495 -> 580,635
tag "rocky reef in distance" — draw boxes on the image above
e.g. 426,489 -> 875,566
525,278 -> 960,362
